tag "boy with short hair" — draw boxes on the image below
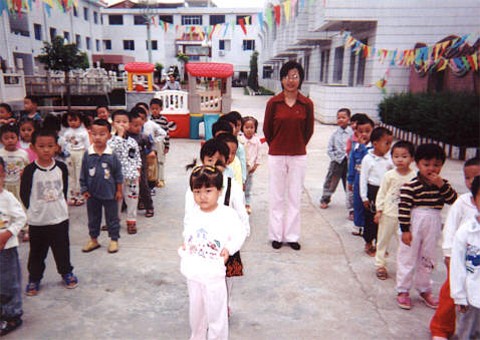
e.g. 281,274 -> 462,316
80,119 -> 123,253
320,108 -> 353,210
22,96 -> 42,122
108,110 -> 142,234
360,127 -> 394,256
0,124 -> 30,201
374,141 -> 416,280
149,98 -> 170,188
127,109 -> 154,217
396,143 -> 457,310
449,176 -> 480,339
20,129 -> 78,296
430,157 -> 480,339
96,105 -> 111,122
347,114 -> 374,236
0,156 -> 26,336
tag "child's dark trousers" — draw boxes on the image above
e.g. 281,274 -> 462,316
28,220 -> 73,283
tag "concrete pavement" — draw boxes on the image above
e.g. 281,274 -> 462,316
12,88 -> 465,339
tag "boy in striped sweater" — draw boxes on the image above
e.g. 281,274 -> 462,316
396,144 -> 457,310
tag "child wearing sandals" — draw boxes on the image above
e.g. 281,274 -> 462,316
185,138 -> 250,317
60,111 -> 90,206
374,141 -> 415,280
180,165 -> 246,339
396,143 -> 457,310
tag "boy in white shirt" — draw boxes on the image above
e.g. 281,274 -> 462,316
450,176 -> 480,339
0,156 -> 26,336
360,127 -> 393,256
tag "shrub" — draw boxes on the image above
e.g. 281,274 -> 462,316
378,92 -> 479,147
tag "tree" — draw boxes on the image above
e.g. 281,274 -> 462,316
176,52 -> 189,81
248,51 -> 259,92
38,36 -> 86,109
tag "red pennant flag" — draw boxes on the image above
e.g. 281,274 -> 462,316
239,18 -> 247,35
274,5 -> 281,26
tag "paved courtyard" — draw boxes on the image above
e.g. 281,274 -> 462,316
12,88 -> 465,339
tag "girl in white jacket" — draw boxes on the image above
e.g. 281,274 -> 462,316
450,176 -> 480,339
180,165 -> 246,340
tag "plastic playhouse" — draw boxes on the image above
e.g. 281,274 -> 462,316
125,61 -> 234,139
184,62 -> 234,140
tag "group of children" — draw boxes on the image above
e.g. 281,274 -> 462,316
0,97 -> 172,336
320,108 -> 480,339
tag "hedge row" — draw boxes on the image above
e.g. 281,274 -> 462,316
378,92 -> 479,147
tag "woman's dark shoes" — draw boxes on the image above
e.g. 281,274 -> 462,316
272,241 -> 282,249
288,242 -> 301,250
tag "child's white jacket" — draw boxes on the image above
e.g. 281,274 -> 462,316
450,215 -> 480,308
179,205 -> 246,282
442,193 -> 477,257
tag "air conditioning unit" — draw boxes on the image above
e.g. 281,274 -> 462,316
218,50 -> 225,56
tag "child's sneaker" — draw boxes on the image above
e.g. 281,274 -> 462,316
108,240 -> 119,253
0,317 -> 22,336
420,292 -> 438,309
25,281 -> 40,296
62,272 -> 79,289
397,292 -> 412,310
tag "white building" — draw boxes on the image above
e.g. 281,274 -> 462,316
258,0 -> 480,123
0,0 -> 261,85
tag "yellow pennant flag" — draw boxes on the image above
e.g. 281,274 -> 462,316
284,0 -> 291,23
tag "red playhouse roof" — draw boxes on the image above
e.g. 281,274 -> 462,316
186,62 -> 234,78
124,62 -> 155,73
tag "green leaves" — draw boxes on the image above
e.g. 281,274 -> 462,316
379,92 -> 479,147
37,36 -> 85,72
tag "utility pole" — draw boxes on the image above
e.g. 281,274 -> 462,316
141,0 -> 154,63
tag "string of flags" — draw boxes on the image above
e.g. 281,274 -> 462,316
343,31 -> 480,74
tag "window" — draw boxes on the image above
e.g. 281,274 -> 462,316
320,49 -> 330,83
34,24 -> 42,40
9,14 -> 29,36
146,40 -> 158,50
123,40 -> 135,50
181,15 -> 202,25
73,6 -> 78,17
219,39 -> 231,51
103,39 -> 112,50
333,46 -> 344,83
236,15 -> 250,25
134,15 -> 146,25
304,54 -> 310,81
95,39 -> 100,52
63,31 -> 70,42
210,15 -> 225,25
83,7 -> 89,21
263,65 -> 273,79
75,34 -> 81,48
86,37 -> 91,50
93,12 -> 98,24
242,40 -> 255,51
49,27 -> 56,41
109,15 -> 123,25
159,15 -> 173,24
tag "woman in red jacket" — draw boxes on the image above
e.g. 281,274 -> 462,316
263,61 -> 315,251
